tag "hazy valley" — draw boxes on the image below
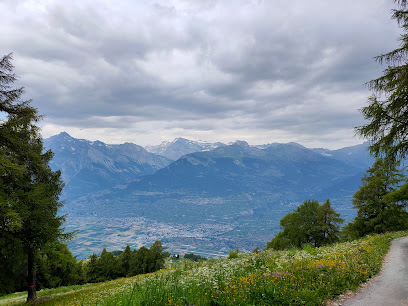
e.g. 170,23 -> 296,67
44,132 -> 374,258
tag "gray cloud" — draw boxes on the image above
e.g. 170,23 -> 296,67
0,0 -> 401,148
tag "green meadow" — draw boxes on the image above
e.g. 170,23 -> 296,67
1,231 -> 406,305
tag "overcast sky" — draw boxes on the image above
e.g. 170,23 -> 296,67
0,0 -> 402,149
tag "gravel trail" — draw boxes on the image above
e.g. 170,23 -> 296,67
342,236 -> 408,306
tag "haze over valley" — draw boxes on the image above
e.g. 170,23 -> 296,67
45,132 -> 374,258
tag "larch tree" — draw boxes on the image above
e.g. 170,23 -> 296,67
315,199 -> 344,246
118,245 -> 132,277
357,0 -> 408,162
0,53 -> 65,303
343,159 -> 408,239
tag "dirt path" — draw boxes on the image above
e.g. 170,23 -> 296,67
329,236 -> 408,306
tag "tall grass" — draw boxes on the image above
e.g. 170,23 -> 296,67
99,232 -> 406,305
2,232 -> 406,305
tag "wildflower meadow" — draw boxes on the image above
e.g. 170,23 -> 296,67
1,231 -> 406,305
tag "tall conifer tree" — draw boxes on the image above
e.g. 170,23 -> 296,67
344,159 -> 408,239
0,53 -> 65,303
357,0 -> 408,162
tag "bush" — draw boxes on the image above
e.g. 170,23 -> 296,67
227,249 -> 239,259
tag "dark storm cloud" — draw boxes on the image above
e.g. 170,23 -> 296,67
0,0 -> 401,147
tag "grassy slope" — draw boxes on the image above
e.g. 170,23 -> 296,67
1,231 -> 407,306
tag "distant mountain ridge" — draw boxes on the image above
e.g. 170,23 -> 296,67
145,137 -> 225,160
44,132 -> 171,200
44,132 -> 374,202
311,142 -> 374,170
122,141 -> 361,199
146,137 -> 374,170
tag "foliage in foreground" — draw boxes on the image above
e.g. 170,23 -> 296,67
356,0 -> 408,162
266,199 -> 344,250
0,53 -> 66,303
2,231 -> 406,306
344,159 -> 408,240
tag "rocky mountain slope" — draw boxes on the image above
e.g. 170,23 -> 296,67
44,132 -> 171,200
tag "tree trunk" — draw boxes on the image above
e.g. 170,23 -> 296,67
26,244 -> 37,303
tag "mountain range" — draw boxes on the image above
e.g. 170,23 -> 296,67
124,141 -> 361,197
44,132 -> 171,200
311,144 -> 375,170
145,137 -> 225,160
44,132 -> 374,257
